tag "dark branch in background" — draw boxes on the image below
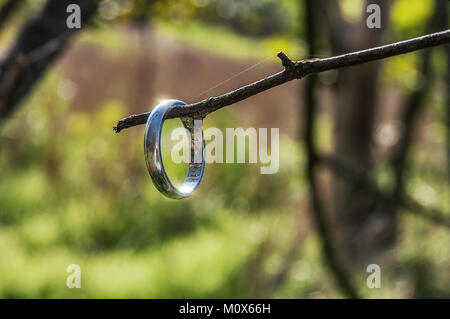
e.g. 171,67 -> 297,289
319,155 -> 450,229
0,0 -> 98,122
0,0 -> 24,30
391,1 -> 445,204
302,0 -> 358,299
128,1 -> 156,113
0,37 -> 65,110
320,0 -> 352,54
114,29 -> 450,132
391,50 -> 431,199
444,7 -> 450,184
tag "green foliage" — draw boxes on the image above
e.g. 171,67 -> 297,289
391,0 -> 434,36
0,66 -> 314,298
154,0 -> 298,37
0,0 -> 449,298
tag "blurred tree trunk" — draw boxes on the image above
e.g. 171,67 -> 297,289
325,0 -> 393,261
390,0 -> 446,216
0,0 -> 97,123
0,0 -> 24,30
129,0 -> 156,113
302,0 -> 358,297
444,4 -> 450,185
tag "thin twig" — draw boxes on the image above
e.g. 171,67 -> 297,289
114,29 -> 450,132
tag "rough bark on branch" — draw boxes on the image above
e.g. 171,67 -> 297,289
114,29 -> 450,132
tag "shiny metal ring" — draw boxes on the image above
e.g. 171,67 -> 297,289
144,99 -> 205,199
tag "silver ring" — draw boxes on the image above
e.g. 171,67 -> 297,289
144,99 -> 205,199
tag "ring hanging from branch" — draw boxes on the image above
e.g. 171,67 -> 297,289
113,29 -> 450,133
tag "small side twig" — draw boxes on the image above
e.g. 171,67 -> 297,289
277,51 -> 295,71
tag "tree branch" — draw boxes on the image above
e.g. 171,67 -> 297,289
114,29 -> 450,132
391,0 -> 444,202
0,0 -> 24,30
302,0 -> 358,299
319,0 -> 352,54
0,0 -> 97,123
0,37 -> 64,110
443,5 -> 450,185
318,155 -> 450,229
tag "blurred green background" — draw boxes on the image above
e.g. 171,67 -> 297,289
0,0 -> 449,298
